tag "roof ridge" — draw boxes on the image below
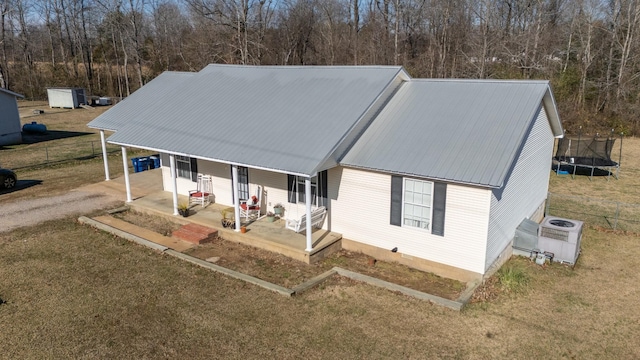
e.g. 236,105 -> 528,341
412,78 -> 549,84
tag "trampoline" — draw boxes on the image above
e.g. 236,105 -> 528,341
553,131 -> 623,181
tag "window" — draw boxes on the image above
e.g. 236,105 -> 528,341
296,176 -> 317,204
402,178 -> 432,230
176,155 -> 191,179
288,171 -> 327,206
391,175 -> 446,236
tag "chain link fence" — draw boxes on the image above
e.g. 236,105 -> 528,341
546,192 -> 640,232
1,141 -> 120,170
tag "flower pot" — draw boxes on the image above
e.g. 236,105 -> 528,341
178,208 -> 189,217
266,216 -> 276,223
273,207 -> 284,216
240,226 -> 247,234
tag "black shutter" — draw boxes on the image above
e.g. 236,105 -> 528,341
390,175 -> 403,226
431,182 -> 447,236
287,175 -> 296,203
319,170 -> 328,207
190,158 -> 198,182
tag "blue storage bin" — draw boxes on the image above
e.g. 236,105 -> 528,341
131,157 -> 141,173
149,155 -> 160,169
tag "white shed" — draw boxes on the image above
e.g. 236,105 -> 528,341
47,88 -> 86,108
0,87 -> 24,146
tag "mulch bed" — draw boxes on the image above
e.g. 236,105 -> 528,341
115,209 -> 466,300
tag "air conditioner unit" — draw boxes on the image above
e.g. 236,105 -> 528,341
538,216 -> 584,265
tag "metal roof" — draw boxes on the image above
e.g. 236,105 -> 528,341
0,87 -> 24,99
88,72 -> 195,131
340,79 -> 563,188
97,65 -> 406,176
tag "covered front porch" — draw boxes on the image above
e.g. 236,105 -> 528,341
128,190 -> 342,264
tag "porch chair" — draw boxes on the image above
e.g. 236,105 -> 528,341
285,206 -> 327,233
240,185 -> 262,221
189,174 -> 213,208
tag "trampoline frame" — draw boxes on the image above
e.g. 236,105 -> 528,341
554,130 -> 623,181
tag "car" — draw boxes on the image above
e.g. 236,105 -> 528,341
0,167 -> 17,189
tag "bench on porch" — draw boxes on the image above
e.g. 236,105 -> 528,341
285,206 -> 327,233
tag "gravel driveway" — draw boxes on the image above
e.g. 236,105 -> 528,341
0,190 -> 121,233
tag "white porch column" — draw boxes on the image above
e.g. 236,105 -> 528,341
305,177 -> 313,252
231,165 -> 241,232
100,130 -> 110,181
121,146 -> 132,203
169,154 -> 179,215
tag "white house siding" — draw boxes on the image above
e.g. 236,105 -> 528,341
159,155 -> 306,214
0,92 -> 22,146
329,167 -> 492,274
485,105 -> 554,271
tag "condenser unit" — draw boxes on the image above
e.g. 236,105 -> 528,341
538,216 -> 584,265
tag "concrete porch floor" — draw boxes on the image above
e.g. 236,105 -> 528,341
129,190 -> 342,264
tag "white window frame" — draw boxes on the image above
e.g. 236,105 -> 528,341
176,155 -> 191,179
402,178 -> 433,230
295,175 -> 317,205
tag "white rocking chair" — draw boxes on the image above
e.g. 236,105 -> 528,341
285,206 -> 327,233
240,185 -> 262,221
189,174 -> 213,207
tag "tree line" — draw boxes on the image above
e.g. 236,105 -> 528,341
1,0 -> 639,134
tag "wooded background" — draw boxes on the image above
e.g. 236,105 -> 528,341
1,0 -> 639,134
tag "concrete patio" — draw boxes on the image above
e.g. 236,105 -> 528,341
128,188 -> 342,264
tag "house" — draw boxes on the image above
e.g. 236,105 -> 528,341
0,87 -> 25,146
47,87 -> 86,108
88,65 -> 563,282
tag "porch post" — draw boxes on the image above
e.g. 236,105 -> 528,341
231,165 -> 241,232
305,177 -> 313,252
169,154 -> 179,215
121,146 -> 132,203
100,130 -> 110,181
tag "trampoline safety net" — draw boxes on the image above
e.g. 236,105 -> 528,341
555,136 -> 618,167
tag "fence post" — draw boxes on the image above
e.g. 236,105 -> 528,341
613,202 -> 620,230
91,141 -> 95,156
546,193 -> 551,215
45,147 -> 49,162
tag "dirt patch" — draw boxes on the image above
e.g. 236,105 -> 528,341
114,210 -> 465,300
112,210 -> 181,237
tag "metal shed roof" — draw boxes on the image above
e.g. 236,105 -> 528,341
340,79 -> 563,188
95,65 -> 406,176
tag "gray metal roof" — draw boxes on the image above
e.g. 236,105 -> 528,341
88,72 -> 195,131
0,87 -> 24,98
340,79 -> 563,188
97,65 -> 406,176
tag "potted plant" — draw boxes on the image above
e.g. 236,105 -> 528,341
273,203 -> 284,216
178,203 -> 189,217
220,207 -> 235,228
266,211 -> 276,222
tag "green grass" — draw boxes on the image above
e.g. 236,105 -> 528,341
497,263 -> 530,294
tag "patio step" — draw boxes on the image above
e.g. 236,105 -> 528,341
172,223 -> 218,245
